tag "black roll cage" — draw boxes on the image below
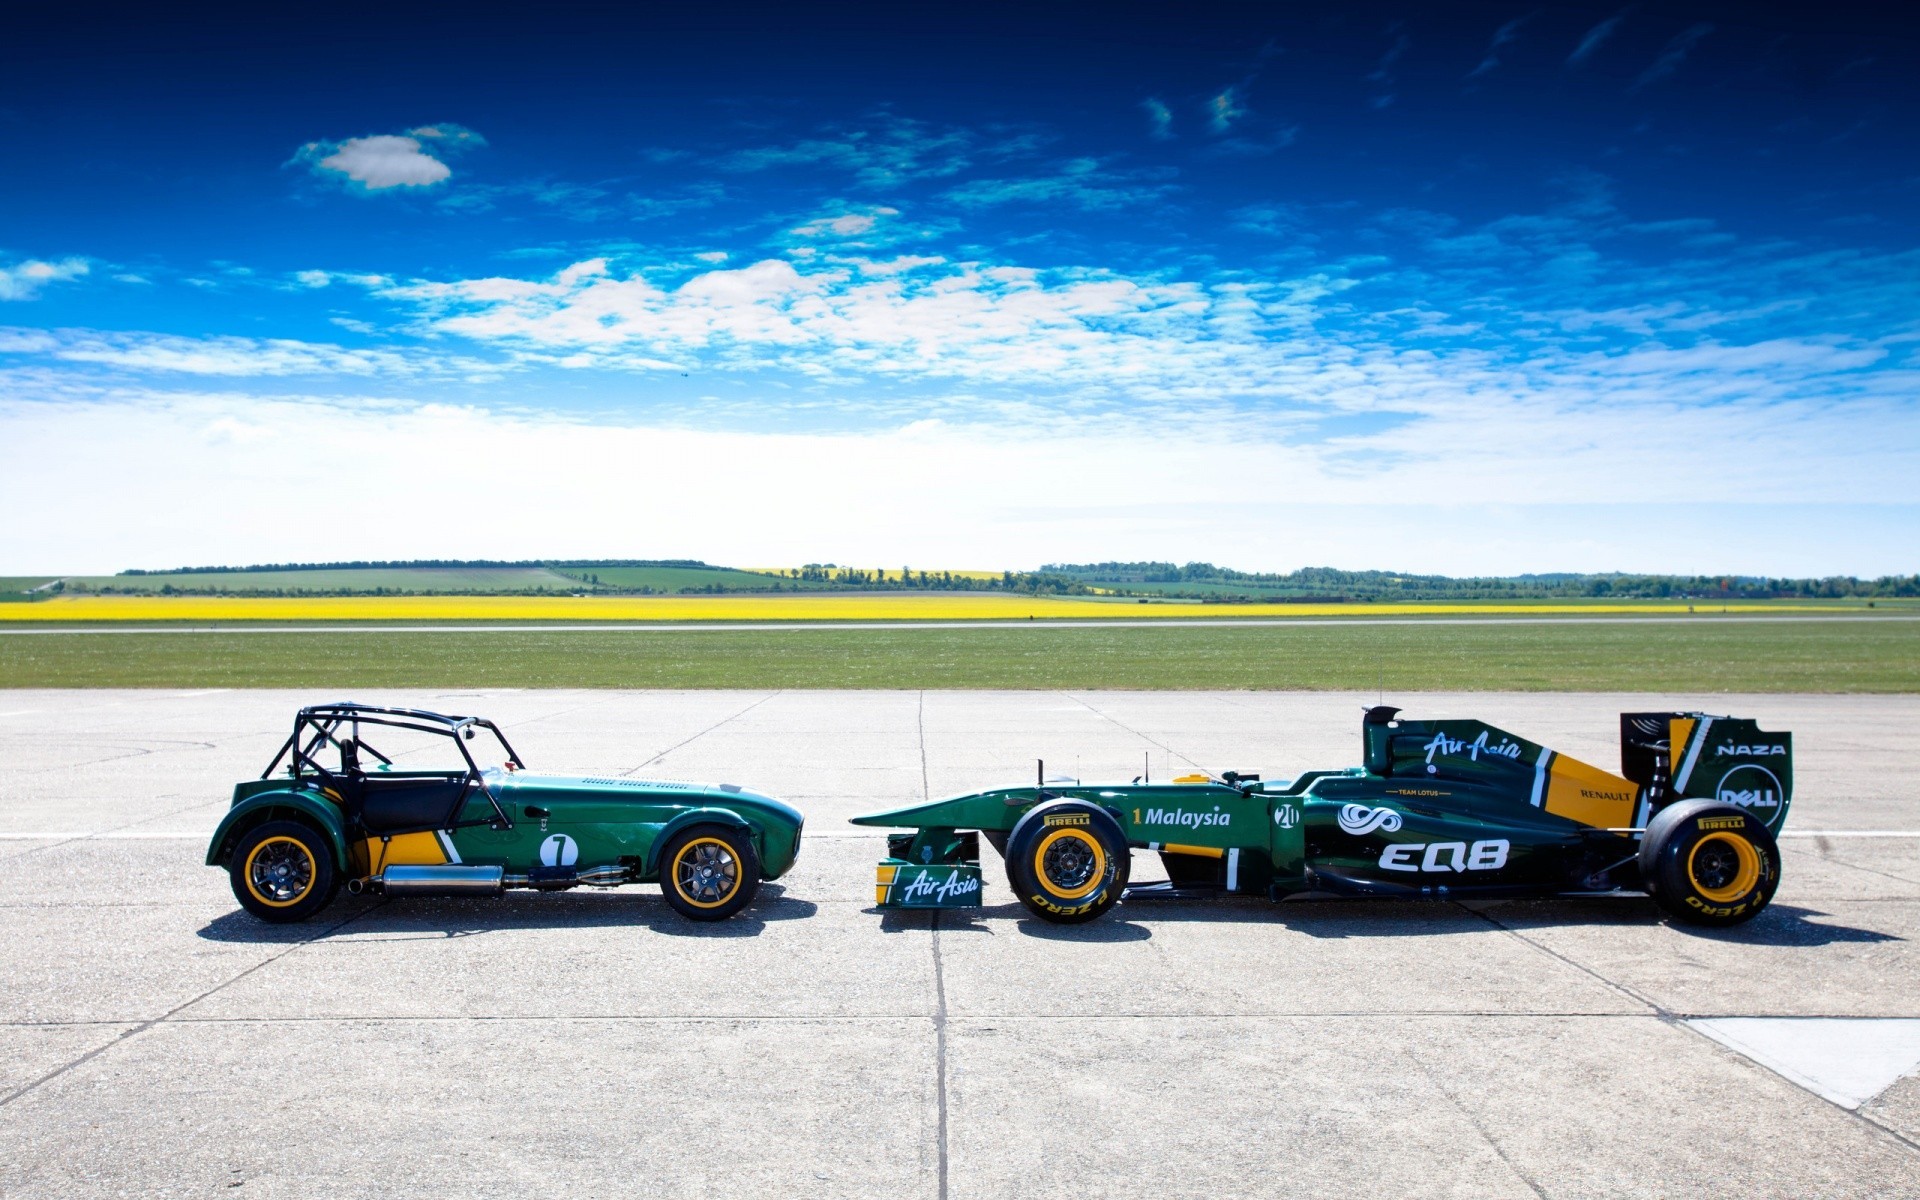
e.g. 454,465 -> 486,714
262,703 -> 525,832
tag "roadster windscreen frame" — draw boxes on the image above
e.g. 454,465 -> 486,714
261,703 -> 525,831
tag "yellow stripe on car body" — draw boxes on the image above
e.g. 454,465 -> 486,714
1543,753 -> 1641,829
360,831 -> 450,875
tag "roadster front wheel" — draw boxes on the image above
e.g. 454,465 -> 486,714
660,825 -> 762,921
230,820 -> 338,923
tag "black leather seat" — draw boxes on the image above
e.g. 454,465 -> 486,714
357,776 -> 467,834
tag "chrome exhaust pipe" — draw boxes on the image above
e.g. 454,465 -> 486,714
499,864 -> 629,889
363,864 -> 631,896
377,865 -> 506,896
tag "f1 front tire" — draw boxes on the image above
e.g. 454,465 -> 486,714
1005,800 -> 1129,924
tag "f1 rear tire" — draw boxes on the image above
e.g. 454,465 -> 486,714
1640,799 -> 1779,927
1005,800 -> 1129,924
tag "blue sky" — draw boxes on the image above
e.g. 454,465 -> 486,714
3,1 -> 1916,574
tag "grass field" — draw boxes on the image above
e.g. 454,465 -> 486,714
0,593 -> 1872,624
1,618 -> 1913,690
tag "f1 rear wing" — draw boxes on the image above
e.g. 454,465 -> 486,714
1621,712 -> 1792,834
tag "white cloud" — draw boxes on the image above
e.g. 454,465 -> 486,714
944,158 -> 1175,211
0,258 -> 88,301
0,327 -> 494,378
717,114 -> 1041,189
294,124 -> 485,191
1634,24 -> 1714,90
1468,15 -> 1530,78
1569,13 -> 1626,66
319,135 -> 450,188
790,206 -> 900,239
1142,97 -> 1173,140
1,388 -> 1913,575
1206,87 -> 1246,133
354,231 -> 1920,456
408,124 -> 485,147
0,329 -> 57,352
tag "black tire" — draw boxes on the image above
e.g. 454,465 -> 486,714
229,820 -> 339,923
660,825 -> 762,921
1639,799 -> 1780,927
1005,800 -> 1130,924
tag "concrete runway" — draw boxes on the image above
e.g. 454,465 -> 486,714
1,689 -> 1917,1197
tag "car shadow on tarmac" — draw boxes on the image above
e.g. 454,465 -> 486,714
195,885 -> 818,942
870,894 -> 1904,947
869,904 -> 1156,941
1465,896 -> 1902,947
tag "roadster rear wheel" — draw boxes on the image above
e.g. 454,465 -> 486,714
230,820 -> 338,923
660,825 -> 762,921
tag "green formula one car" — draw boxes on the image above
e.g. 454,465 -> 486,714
207,703 -> 804,923
854,707 -> 1791,927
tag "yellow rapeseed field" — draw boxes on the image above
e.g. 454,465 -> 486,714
0,594 -> 1839,622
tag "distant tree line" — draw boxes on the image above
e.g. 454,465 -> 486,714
1044,562 -> 1920,601
774,565 -> 1093,595
120,559 -> 717,575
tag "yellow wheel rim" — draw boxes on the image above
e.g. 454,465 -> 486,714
1032,828 -> 1107,900
244,835 -> 316,908
672,836 -> 743,909
1689,831 -> 1761,903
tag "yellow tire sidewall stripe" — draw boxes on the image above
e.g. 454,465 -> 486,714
671,835 -> 743,908
243,834 -> 316,907
1689,831 -> 1762,903
1032,827 -> 1107,901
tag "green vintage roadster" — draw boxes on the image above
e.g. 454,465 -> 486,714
206,703 -> 804,922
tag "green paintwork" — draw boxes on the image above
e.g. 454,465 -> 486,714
206,786 -> 354,870
208,748 -> 802,887
1671,716 -> 1792,835
854,708 -> 1793,908
437,772 -> 804,881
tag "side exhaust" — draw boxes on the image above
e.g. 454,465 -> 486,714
373,865 -> 506,896
349,863 -> 632,896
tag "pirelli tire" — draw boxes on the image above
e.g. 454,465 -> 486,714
1640,799 -> 1780,927
1005,799 -> 1130,924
